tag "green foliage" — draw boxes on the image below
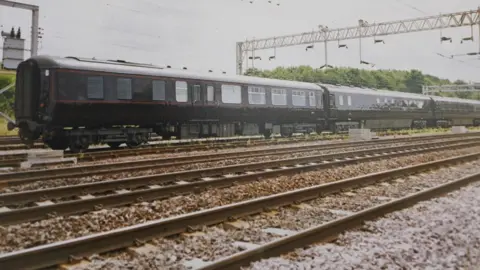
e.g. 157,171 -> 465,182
0,73 -> 15,117
244,66 -> 477,100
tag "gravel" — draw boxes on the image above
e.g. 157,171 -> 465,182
0,140 -> 435,194
62,149 -> 480,270
249,177 -> 480,270
38,138 -> 345,167
0,146 -> 478,253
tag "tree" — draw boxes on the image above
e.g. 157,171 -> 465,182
243,66 -> 479,101
0,74 -> 15,117
404,69 -> 425,94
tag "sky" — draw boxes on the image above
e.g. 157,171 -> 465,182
0,0 -> 479,82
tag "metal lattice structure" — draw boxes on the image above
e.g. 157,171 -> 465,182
422,84 -> 480,95
236,8 -> 480,74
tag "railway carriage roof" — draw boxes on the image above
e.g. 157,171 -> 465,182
429,94 -> 480,105
30,55 -> 323,91
321,84 -> 431,100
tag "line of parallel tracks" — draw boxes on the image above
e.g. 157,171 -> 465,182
1,141 -> 479,269
0,132 -> 475,167
0,138 -> 477,226
2,133 -> 476,184
0,136 -> 337,167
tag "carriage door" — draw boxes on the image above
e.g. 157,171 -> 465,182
191,84 -> 202,107
190,83 -> 206,135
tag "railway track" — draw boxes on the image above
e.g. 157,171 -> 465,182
0,136 -> 284,167
0,131 -> 477,171
0,131 -> 476,168
0,138 -> 477,226
1,133 -> 473,185
201,163 -> 480,269
0,143 -> 479,269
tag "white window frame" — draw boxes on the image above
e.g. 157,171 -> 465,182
192,84 -> 201,102
152,80 -> 166,101
248,86 -> 266,105
117,78 -> 132,100
207,85 -> 215,102
175,81 -> 188,102
87,76 -> 104,99
271,88 -> 287,105
221,84 -> 242,104
292,90 -> 306,106
309,91 -> 316,107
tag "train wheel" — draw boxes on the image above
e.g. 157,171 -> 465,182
47,138 -> 69,151
18,126 -> 35,148
263,130 -> 272,139
107,142 -> 122,149
69,138 -> 89,153
126,141 -> 141,149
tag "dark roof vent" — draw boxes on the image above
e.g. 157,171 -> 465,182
167,65 -> 171,68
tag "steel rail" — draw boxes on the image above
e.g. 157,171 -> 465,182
0,134 -> 463,184
0,132 -> 476,167
0,139 -> 477,226
0,138 -> 474,201
0,143 -> 44,150
0,135 -> 390,183
0,148 -> 478,270
200,170 -> 480,269
0,135 -> 322,166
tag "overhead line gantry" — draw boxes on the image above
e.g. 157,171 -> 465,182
236,8 -> 480,74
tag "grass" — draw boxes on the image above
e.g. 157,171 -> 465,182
0,118 -> 17,136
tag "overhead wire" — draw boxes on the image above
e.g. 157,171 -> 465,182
389,0 -> 480,70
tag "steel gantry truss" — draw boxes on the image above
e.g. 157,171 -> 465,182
236,8 -> 480,74
422,84 -> 480,95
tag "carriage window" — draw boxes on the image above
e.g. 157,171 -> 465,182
57,72 -> 85,100
376,98 -> 381,104
57,76 -> 69,100
87,76 -> 104,99
347,96 -> 352,106
248,86 -> 266,105
133,79 -> 151,101
221,84 -> 241,104
193,85 -> 201,102
175,81 -> 188,102
272,88 -> 287,105
117,78 -> 132,100
309,92 -> 316,107
207,86 -> 215,102
292,90 -> 306,106
152,80 -> 166,101
338,95 -> 344,106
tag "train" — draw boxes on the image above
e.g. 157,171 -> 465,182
6,55 -> 480,152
